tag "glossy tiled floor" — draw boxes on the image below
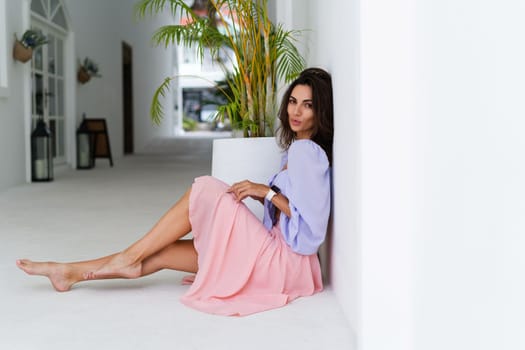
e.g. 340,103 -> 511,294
0,136 -> 352,350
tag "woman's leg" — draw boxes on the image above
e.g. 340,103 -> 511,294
141,239 -> 198,275
18,186 -> 195,286
84,188 -> 193,279
16,253 -> 120,292
16,240 -> 198,292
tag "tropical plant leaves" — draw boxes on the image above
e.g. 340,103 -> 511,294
136,0 -> 306,136
150,77 -> 173,125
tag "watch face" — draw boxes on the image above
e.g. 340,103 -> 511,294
271,185 -> 281,194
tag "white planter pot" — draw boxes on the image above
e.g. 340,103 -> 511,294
212,137 -> 282,220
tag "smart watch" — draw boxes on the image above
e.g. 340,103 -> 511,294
265,185 -> 281,202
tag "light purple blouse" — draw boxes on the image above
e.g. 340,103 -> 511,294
263,139 -> 331,255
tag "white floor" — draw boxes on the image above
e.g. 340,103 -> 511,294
0,136 -> 352,350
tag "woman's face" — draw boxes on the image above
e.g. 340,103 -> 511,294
287,84 -> 315,140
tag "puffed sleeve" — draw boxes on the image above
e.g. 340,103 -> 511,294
279,140 -> 331,255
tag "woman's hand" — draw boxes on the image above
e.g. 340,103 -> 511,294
227,180 -> 269,203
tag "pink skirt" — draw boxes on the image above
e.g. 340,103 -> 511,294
180,176 -> 323,316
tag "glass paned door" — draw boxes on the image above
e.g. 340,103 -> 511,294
31,25 -> 66,164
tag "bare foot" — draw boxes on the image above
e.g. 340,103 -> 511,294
16,259 -> 76,292
83,252 -> 142,280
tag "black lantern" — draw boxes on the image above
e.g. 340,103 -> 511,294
76,115 -> 93,169
31,118 -> 53,182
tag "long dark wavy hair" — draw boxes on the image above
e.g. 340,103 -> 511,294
277,67 -> 334,164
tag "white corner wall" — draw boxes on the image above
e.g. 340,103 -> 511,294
275,0 -> 359,344
356,0 -> 525,349
359,0 -> 418,348
413,1 -> 525,349
276,0 -> 359,345
303,0 -> 360,345
284,0 -> 525,349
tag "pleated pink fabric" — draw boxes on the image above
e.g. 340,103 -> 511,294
180,176 -> 323,316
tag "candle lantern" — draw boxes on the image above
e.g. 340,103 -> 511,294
31,118 -> 53,182
76,116 -> 93,169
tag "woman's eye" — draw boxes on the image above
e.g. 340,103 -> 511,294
305,103 -> 313,109
288,99 -> 296,104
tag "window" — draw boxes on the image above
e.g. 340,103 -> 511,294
31,0 -> 69,31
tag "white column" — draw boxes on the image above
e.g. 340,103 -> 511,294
22,0 -> 31,183
0,0 -> 8,97
65,31 -> 76,167
359,0 -> 418,348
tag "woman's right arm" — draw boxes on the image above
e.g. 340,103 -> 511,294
267,190 -> 291,217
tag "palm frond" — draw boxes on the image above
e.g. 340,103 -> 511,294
150,77 -> 173,125
152,24 -> 202,48
135,0 -> 195,20
272,25 -> 305,82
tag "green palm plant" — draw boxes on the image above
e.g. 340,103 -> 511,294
136,0 -> 305,137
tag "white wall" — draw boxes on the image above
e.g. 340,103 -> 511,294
357,0 -> 525,348
278,0 -> 359,344
284,0 -> 525,349
275,0 -> 359,345
414,1 -> 525,349
0,0 -> 30,192
114,0 -> 175,151
64,0 -> 174,154
319,3 -> 361,349
359,0 -> 418,348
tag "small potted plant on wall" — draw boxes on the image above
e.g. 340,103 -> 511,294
13,29 -> 49,63
77,57 -> 102,84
